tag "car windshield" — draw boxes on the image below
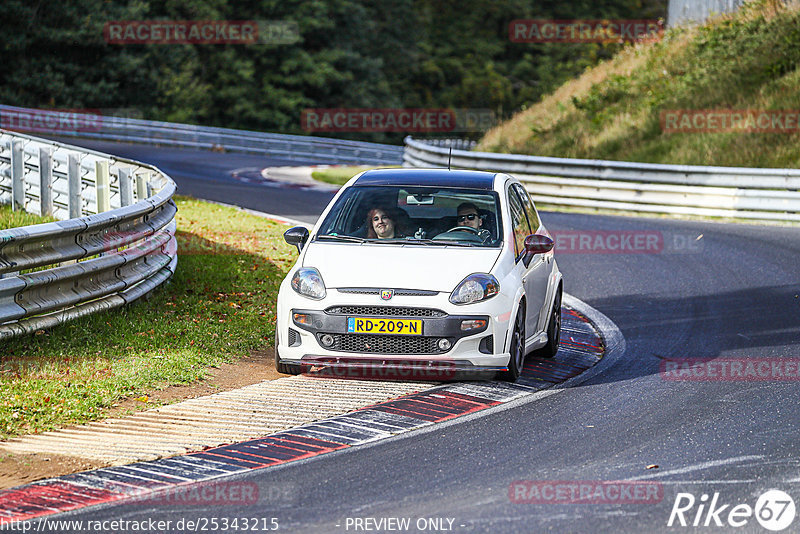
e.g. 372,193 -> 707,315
315,185 -> 503,247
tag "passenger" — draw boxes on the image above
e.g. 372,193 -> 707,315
366,207 -> 403,239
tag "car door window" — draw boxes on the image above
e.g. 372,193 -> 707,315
513,183 -> 540,232
507,186 -> 532,261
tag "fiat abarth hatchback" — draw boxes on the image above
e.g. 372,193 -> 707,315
275,168 -> 562,382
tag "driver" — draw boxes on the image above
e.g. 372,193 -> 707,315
456,202 -> 491,243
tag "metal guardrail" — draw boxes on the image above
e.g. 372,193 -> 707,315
415,138 -> 478,151
404,137 -> 800,222
0,105 -> 404,166
0,129 -> 177,339
668,0 -> 745,26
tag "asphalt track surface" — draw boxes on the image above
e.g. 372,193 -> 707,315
31,140 -> 800,532
47,138 -> 335,225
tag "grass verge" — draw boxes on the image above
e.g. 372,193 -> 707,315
311,165 -> 399,186
0,206 -> 57,230
0,197 -> 296,439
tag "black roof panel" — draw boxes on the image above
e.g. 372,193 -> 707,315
354,168 -> 497,190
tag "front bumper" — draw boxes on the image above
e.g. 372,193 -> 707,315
292,307 -> 490,355
277,290 -> 513,371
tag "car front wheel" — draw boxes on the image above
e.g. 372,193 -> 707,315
274,330 -> 303,375
498,304 -> 526,382
533,286 -> 562,359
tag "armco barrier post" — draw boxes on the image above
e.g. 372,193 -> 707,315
119,167 -> 133,207
10,140 -> 24,211
136,171 -> 148,202
68,153 -> 81,218
39,146 -> 54,217
96,160 -> 110,213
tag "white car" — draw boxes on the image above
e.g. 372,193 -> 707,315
274,168 -> 562,381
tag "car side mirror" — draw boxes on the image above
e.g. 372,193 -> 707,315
524,234 -> 554,254
284,226 -> 310,253
522,234 -> 554,267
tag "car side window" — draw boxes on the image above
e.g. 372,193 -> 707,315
513,183 -> 540,232
507,186 -> 531,261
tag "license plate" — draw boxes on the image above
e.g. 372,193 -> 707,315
347,317 -> 423,335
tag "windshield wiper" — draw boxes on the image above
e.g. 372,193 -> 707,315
317,235 -> 478,247
379,238 -> 477,247
315,234 -> 367,243
430,240 -> 476,247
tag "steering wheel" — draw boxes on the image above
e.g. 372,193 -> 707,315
433,225 -> 483,243
442,226 -> 480,235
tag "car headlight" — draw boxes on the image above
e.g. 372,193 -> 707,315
450,273 -> 499,305
291,267 -> 326,300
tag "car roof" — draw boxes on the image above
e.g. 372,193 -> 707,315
353,168 -> 498,190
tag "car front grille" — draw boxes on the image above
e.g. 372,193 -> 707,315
319,333 -> 451,354
337,288 -> 438,296
326,306 -> 446,317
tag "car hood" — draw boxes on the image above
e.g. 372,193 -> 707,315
303,242 -> 501,292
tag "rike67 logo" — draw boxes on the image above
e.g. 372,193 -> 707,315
668,490 -> 796,531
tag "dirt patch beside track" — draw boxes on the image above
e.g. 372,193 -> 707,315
0,350 -> 283,489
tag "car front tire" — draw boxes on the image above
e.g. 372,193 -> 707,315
498,303 -> 526,382
274,330 -> 303,375
533,286 -> 562,359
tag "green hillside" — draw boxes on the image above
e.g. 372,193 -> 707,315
478,0 -> 800,168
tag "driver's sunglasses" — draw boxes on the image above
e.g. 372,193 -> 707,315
457,213 -> 478,222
